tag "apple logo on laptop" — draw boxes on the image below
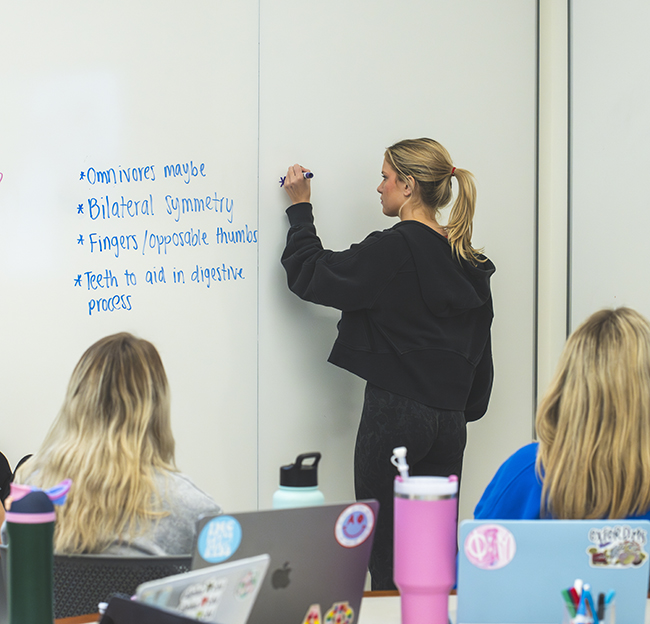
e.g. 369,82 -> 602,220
271,562 -> 291,589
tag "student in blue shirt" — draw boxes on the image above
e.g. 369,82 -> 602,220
476,307 -> 650,522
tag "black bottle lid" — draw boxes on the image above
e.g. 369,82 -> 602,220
279,452 -> 322,488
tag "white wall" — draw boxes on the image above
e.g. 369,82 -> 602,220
569,0 -> 650,328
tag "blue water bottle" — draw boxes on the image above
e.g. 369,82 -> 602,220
272,452 -> 325,509
5,480 -> 71,624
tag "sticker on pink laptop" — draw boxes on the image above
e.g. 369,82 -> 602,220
464,524 -> 517,570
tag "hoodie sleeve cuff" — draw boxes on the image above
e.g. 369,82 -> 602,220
286,203 -> 314,226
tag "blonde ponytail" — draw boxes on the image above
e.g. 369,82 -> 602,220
446,167 -> 483,264
384,138 -> 484,265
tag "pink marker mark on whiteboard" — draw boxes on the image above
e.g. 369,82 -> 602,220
464,524 -> 516,570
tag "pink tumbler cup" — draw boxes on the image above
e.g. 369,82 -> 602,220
394,475 -> 458,624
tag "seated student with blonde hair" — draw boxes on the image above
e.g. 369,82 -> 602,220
475,307 -> 650,521
5,333 -> 221,555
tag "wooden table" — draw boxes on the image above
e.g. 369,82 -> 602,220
55,615 -> 99,624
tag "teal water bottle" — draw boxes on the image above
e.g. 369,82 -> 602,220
272,452 -> 325,509
5,480 -> 71,624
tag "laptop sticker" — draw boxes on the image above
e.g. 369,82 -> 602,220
587,524 -> 648,568
324,601 -> 354,624
464,523 -> 517,570
197,515 -> 242,563
139,584 -> 173,607
334,503 -> 375,548
234,567 -> 263,599
302,603 -> 322,624
178,576 -> 227,621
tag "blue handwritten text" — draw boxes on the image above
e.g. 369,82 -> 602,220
88,194 -> 154,220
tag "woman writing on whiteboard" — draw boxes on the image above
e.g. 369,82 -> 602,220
475,307 -> 650,522
281,138 -> 495,589
7,333 -> 221,555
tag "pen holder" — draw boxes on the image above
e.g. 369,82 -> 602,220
562,599 -> 615,624
393,475 -> 458,624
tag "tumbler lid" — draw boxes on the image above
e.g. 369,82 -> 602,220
5,478 -> 72,523
394,475 -> 458,499
279,452 -> 321,487
5,490 -> 56,523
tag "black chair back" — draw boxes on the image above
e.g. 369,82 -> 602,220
0,544 -> 191,619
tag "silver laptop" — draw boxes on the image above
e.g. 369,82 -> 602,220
135,554 -> 270,624
458,519 -> 650,624
192,501 -> 379,624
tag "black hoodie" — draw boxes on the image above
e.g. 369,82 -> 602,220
282,203 -> 495,422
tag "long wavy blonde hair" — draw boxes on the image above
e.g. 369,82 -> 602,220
16,333 -> 177,553
384,137 -> 484,265
536,307 -> 650,519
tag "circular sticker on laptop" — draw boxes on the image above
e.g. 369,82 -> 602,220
335,503 -> 375,548
197,515 -> 242,563
464,524 -> 516,570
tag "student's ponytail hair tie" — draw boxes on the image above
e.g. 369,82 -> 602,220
451,167 -> 456,176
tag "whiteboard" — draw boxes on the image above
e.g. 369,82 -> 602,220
1,0 -> 538,521
0,0 -> 260,510
570,0 -> 650,328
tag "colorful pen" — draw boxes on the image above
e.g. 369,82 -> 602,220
583,584 -> 596,623
573,592 -> 592,624
597,593 -> 605,622
574,578 -> 583,598
561,589 -> 577,617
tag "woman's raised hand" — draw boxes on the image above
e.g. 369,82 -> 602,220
283,164 -> 312,205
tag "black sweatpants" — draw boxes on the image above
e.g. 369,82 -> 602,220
354,383 -> 467,590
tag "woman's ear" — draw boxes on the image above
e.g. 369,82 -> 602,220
404,176 -> 416,197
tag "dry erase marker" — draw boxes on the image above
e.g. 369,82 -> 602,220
279,172 -> 314,187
